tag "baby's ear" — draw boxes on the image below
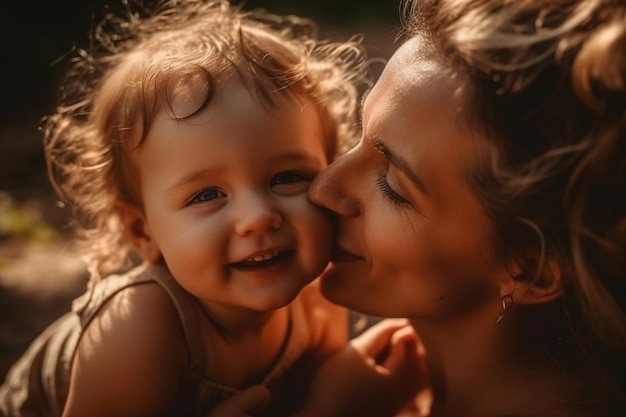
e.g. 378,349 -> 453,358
117,202 -> 161,264
501,257 -> 562,305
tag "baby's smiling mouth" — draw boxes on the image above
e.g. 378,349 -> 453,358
232,250 -> 293,268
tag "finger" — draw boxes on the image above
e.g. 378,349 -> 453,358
382,325 -> 418,372
351,318 -> 410,356
206,385 -> 270,417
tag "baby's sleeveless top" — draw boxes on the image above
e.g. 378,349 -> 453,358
0,263 -> 316,417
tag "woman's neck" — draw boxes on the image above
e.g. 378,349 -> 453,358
410,315 -> 585,417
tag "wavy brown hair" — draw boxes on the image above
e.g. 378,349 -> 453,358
402,0 -> 626,408
43,0 -> 368,281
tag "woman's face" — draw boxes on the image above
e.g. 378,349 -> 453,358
310,36 -> 511,320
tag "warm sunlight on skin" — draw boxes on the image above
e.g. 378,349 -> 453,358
310,36 -> 509,323
131,79 -> 333,326
0,1 -> 368,415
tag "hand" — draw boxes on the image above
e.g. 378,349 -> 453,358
203,385 -> 271,417
297,319 -> 428,417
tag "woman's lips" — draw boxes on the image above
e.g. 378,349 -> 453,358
331,244 -> 361,262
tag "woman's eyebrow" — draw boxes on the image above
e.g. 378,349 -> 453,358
372,138 -> 429,195
359,87 -> 372,120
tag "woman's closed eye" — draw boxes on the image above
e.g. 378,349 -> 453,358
376,174 -> 410,207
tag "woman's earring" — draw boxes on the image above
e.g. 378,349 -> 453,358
495,294 -> 514,324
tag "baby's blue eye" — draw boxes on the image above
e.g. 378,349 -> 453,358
271,171 -> 309,186
189,188 -> 224,204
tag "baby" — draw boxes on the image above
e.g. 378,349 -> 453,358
0,1 -> 367,416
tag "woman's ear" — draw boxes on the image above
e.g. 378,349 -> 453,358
501,258 -> 562,305
118,202 -> 161,264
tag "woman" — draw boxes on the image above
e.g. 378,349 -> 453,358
211,0 -> 626,415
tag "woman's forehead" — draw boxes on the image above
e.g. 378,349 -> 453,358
366,37 -> 460,119
363,35 -> 491,181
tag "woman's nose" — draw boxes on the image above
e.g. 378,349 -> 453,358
309,149 -> 360,217
234,193 -> 283,237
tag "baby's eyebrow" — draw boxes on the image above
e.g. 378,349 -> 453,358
167,168 -> 222,193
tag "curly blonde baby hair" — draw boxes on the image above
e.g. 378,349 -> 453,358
43,0 -> 368,282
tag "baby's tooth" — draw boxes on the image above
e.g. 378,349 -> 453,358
245,251 -> 280,263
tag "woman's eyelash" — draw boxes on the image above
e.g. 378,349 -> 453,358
376,174 -> 409,206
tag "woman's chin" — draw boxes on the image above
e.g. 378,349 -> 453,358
319,264 -> 349,303
319,266 -> 370,314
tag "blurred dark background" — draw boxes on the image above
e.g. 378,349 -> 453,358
0,0 -> 398,381
0,0 -> 399,198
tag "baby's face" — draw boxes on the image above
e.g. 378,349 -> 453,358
133,80 -> 332,312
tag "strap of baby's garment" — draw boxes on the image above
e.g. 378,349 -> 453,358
143,264 -> 206,383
